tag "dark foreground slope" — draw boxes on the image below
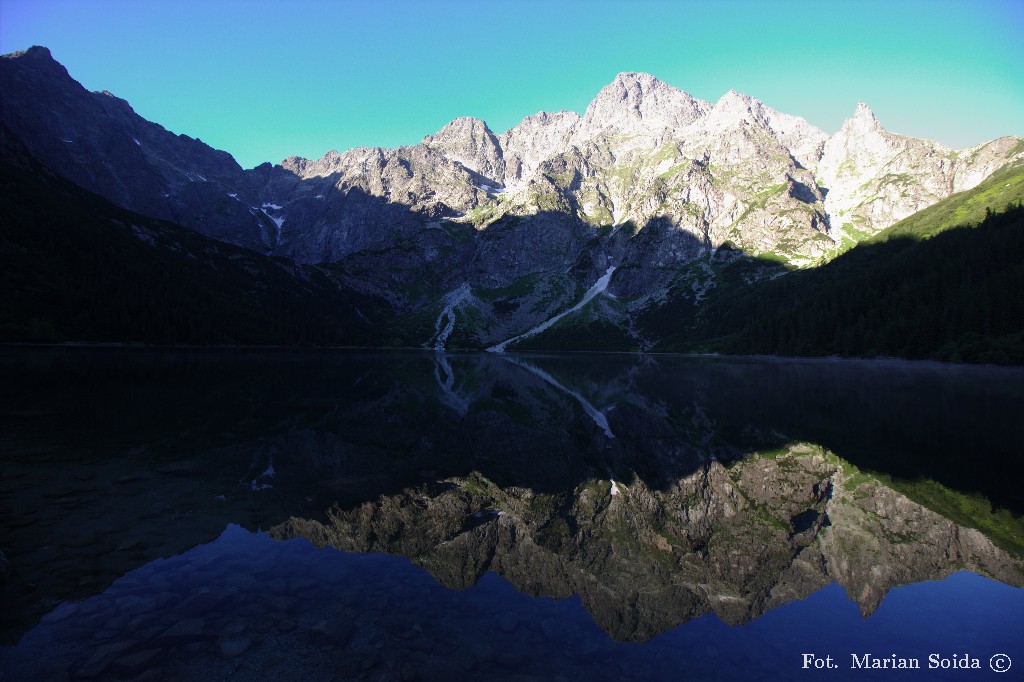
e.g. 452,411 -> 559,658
0,127 -> 394,346
636,165 -> 1024,364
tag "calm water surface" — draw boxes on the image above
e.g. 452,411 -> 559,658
1,348 -> 1022,681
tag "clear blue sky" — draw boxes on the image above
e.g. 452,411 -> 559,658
2,0 -> 1022,169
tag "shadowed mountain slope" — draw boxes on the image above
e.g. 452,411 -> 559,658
0,125 -> 394,346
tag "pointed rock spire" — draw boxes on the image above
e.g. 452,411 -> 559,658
843,101 -> 884,134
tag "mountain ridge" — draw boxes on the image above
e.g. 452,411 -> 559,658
2,46 -> 1023,358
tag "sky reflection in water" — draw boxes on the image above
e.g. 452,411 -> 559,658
4,524 -> 1023,681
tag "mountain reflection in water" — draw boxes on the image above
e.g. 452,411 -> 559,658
1,348 -> 1022,680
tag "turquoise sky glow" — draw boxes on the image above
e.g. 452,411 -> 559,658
2,0 -> 1022,169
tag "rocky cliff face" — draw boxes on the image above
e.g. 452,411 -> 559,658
267,70 -> 1022,269
815,102 -> 1021,243
2,46 -> 1022,349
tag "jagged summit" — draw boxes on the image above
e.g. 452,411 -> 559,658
583,71 -> 710,133
711,89 -> 765,123
854,100 -> 875,117
2,45 -> 53,61
834,100 -> 885,138
609,70 -> 676,91
423,116 -> 496,141
1,45 -> 73,83
422,116 -> 504,181
512,110 -> 581,127
717,88 -> 753,104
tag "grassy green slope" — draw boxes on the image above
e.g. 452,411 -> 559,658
877,164 -> 1024,242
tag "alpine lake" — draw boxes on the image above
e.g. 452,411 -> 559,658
1,348 -> 1022,681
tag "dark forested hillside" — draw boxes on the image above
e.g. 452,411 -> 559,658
708,204 -> 1024,363
0,127 -> 395,346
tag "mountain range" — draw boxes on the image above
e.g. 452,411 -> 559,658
2,46 -> 1022,360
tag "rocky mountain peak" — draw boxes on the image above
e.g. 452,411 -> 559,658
705,90 -> 828,169
279,150 -> 340,177
423,116 -> 495,143
422,116 -> 503,181
854,100 -> 875,117
821,101 -> 890,175
582,71 -> 710,135
3,45 -> 54,63
500,110 -> 583,186
842,101 -> 884,135
514,110 -> 582,129
1,45 -> 72,82
717,88 -> 753,106
611,70 -> 671,92
711,89 -> 764,124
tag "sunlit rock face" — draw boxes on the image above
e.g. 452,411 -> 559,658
3,48 -> 1021,271
261,70 -> 1021,269
814,102 -> 1020,243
